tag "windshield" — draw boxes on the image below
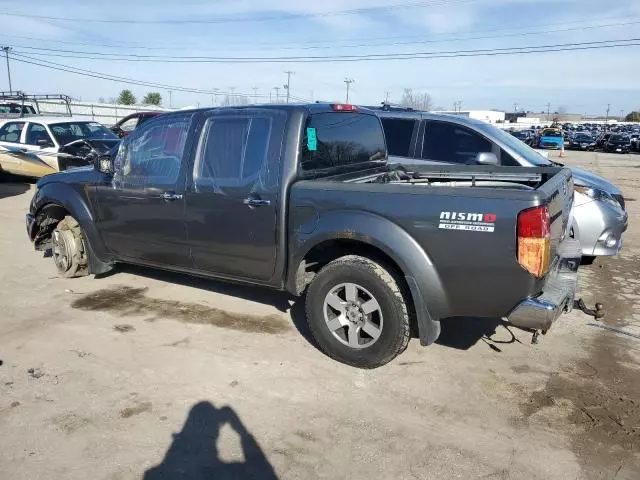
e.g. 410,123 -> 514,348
510,131 -> 528,139
541,130 -> 562,137
478,123 -> 552,166
610,134 -> 629,144
49,122 -> 118,145
574,134 -> 593,141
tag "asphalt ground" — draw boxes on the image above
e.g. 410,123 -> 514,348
0,149 -> 639,479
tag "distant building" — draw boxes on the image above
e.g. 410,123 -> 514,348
432,110 -> 506,124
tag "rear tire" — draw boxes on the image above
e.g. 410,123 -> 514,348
305,255 -> 410,369
51,216 -> 88,278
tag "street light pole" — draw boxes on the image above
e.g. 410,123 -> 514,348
344,78 -> 354,103
2,46 -> 12,92
284,71 -> 294,104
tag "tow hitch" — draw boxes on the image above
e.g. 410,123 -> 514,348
530,299 -> 604,345
574,298 -> 605,320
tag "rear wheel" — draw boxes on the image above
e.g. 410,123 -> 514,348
305,255 -> 410,369
52,216 -> 88,278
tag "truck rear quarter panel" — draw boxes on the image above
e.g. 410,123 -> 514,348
290,181 -> 550,320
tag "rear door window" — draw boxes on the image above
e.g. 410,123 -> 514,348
301,112 -> 386,172
194,110 -> 285,192
380,118 -> 417,157
422,121 -> 492,164
0,122 -> 25,143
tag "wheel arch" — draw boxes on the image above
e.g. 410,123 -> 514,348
287,210 -> 447,345
32,183 -> 112,273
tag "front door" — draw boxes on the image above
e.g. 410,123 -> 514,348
21,122 -> 59,177
185,109 -> 286,282
95,113 -> 195,267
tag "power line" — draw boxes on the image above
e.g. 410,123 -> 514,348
0,1 -> 477,25
9,52 -> 314,103
2,15 -> 638,52
11,38 -> 640,63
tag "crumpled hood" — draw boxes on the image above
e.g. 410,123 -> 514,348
570,166 -> 621,195
58,138 -> 120,158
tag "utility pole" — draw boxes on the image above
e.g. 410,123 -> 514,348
513,102 -> 518,113
273,86 -> 280,103
284,71 -> 294,103
605,103 -> 610,128
168,90 -> 173,108
546,102 -> 551,122
384,91 -> 391,103
229,87 -> 236,105
252,87 -> 259,104
620,109 -> 624,122
211,88 -> 219,106
344,78 -> 354,103
2,46 -> 12,92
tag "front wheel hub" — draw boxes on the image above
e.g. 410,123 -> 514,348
52,229 -> 73,272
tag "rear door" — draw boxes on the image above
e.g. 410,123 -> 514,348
185,108 -> 286,282
22,122 -> 60,176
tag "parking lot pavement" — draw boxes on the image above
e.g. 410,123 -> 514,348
0,152 -> 639,480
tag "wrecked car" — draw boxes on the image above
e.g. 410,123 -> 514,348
0,117 -> 119,178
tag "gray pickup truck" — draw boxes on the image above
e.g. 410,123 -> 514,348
26,103 -> 586,368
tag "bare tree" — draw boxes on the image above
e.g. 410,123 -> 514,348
400,88 -> 432,111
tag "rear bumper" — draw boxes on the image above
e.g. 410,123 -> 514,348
506,238 -> 581,332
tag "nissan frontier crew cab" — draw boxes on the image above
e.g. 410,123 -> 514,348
26,103 -> 585,368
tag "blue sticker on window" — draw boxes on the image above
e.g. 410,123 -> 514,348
306,127 -> 317,151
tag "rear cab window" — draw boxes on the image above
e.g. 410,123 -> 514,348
300,112 -> 387,175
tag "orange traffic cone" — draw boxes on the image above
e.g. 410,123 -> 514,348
559,144 -> 566,158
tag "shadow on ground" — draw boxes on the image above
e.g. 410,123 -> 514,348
0,180 -> 32,200
144,401 -> 278,480
437,317 -> 524,352
97,266 -> 525,354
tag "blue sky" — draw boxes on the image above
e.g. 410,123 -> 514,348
1,0 -> 639,115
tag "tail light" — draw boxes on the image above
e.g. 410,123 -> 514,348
331,104 -> 358,112
517,205 -> 551,277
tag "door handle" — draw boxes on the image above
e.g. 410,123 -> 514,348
243,197 -> 271,208
160,192 -> 183,201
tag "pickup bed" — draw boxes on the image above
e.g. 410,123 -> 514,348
26,103 -> 579,368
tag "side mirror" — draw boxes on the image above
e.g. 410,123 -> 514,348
37,138 -> 53,148
94,155 -> 114,174
475,152 -> 499,166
